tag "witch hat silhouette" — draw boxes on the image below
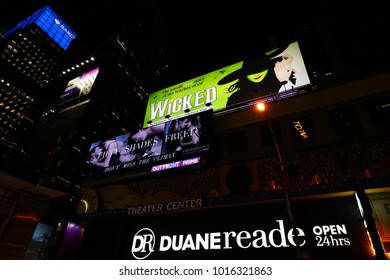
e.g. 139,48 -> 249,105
218,43 -> 291,107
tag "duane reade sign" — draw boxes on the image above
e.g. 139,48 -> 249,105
120,196 -> 373,260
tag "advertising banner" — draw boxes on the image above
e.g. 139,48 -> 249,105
143,41 -> 311,127
114,196 -> 373,260
82,109 -> 213,177
59,67 -> 99,105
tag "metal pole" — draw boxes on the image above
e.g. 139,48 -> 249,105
261,108 -> 303,259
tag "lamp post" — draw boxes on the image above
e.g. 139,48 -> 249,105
256,102 -> 303,259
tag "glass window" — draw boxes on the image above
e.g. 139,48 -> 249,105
328,106 -> 360,132
260,122 -> 284,147
364,94 -> 390,125
228,130 -> 248,154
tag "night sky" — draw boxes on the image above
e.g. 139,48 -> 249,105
1,1 -> 387,89
0,1 -> 304,77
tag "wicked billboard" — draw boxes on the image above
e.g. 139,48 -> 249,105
143,41 -> 311,127
76,195 -> 374,260
82,109 -> 213,177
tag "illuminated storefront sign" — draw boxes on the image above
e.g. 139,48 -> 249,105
118,196 -> 374,260
131,219 -> 305,260
289,116 -> 316,143
143,41 -> 311,127
292,120 -> 309,139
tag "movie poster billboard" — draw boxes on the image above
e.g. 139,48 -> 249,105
82,109 -> 213,177
143,41 -> 311,127
59,67 -> 100,105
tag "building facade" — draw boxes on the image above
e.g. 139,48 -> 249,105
0,5 -> 389,260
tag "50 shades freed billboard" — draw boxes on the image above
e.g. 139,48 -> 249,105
143,41 -> 311,127
83,109 -> 213,177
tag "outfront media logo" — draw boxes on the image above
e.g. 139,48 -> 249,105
131,227 -> 156,260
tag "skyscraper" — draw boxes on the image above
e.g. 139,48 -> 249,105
0,5 -> 78,177
0,3 -> 389,261
0,3 -> 168,259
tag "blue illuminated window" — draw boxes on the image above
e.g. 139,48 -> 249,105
4,5 -> 76,50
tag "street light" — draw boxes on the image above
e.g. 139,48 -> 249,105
256,102 -> 303,259
256,102 -> 284,172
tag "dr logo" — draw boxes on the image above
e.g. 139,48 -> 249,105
131,228 -> 155,259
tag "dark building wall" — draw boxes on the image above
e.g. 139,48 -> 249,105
71,72 -> 390,260
79,73 -> 390,200
0,190 -> 46,259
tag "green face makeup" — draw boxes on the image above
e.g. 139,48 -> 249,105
246,69 -> 268,83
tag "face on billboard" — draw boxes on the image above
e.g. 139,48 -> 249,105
143,41 -> 311,127
82,109 -> 213,177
